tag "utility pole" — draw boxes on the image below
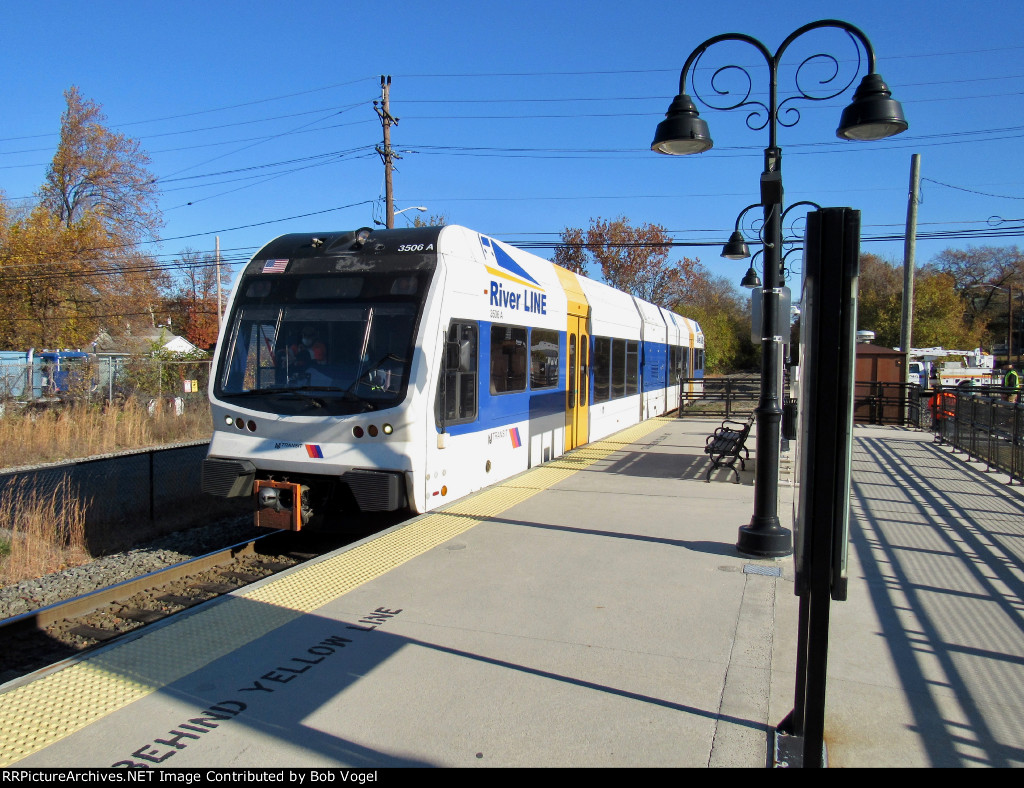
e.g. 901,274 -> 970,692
215,236 -> 223,330
375,75 -> 400,228
900,154 -> 921,379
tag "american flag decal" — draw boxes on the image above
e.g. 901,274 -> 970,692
262,259 -> 289,273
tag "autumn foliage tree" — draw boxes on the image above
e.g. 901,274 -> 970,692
40,87 -> 160,243
554,217 -> 703,308
681,273 -> 759,373
0,87 -> 165,349
554,217 -> 758,372
856,253 -> 981,350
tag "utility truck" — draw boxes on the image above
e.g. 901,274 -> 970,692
905,347 -> 998,388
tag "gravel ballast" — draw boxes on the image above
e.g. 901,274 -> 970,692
0,515 -> 257,620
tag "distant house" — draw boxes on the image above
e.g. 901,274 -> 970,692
93,329 -> 203,357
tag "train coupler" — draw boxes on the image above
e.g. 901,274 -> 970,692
254,480 -> 309,531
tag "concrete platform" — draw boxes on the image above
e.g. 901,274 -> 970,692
1,417 -> 1021,768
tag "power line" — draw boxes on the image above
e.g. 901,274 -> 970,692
922,177 -> 1024,200
6,217 -> 1021,286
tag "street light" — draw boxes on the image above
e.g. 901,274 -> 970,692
652,19 -> 907,558
375,206 -> 427,227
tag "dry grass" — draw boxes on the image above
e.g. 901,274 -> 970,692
0,398 -> 215,585
0,398 -> 213,470
0,477 -> 90,584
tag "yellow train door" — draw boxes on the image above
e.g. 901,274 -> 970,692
554,267 -> 590,452
566,314 -> 589,451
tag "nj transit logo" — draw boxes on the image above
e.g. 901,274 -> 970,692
481,236 -> 547,315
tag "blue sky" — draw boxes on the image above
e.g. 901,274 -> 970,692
2,0 -> 1022,292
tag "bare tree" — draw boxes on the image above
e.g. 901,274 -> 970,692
165,248 -> 228,349
931,245 -> 1024,339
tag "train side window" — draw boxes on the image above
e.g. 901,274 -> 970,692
567,334 -> 577,408
694,348 -> 705,373
625,340 -> 639,397
490,325 -> 528,394
612,338 -> 626,399
438,321 -> 478,426
593,336 -> 611,403
680,346 -> 690,381
530,328 -> 559,390
579,336 -> 588,406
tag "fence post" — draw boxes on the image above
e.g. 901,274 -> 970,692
986,398 -> 995,472
951,391 -> 960,451
1015,403 -> 1022,483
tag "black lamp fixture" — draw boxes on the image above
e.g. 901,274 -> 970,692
721,202 -> 764,261
836,73 -> 909,141
740,266 -> 762,289
721,231 -> 751,261
651,94 -> 713,155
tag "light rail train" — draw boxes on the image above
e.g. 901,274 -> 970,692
201,225 -> 704,529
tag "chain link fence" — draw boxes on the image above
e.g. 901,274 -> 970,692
0,441 -> 249,555
99,356 -> 212,413
0,355 -> 211,411
0,354 -> 249,556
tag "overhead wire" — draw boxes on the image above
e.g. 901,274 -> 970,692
0,42 -> 1020,277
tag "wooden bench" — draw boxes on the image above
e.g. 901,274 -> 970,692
704,414 -> 754,483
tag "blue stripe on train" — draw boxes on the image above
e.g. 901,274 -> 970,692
440,323 -> 692,436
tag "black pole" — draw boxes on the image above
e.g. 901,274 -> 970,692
737,148 -> 792,557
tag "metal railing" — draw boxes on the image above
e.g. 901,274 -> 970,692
930,388 -> 1023,484
679,376 -> 759,418
853,381 -> 920,425
679,375 -> 1023,484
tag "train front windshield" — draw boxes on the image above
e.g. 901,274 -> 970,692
216,272 -> 425,415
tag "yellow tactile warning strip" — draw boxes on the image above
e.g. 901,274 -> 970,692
0,417 -> 669,765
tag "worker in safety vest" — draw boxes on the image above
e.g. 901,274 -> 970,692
1004,364 -> 1020,403
928,390 -> 956,438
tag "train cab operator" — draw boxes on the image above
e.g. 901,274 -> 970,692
287,325 -> 327,371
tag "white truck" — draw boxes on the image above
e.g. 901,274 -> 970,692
906,347 -> 998,389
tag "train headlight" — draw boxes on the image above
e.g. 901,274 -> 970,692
382,423 -> 393,435
225,415 -> 233,426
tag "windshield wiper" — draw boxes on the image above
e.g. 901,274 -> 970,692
224,385 -> 376,411
223,386 -> 330,408
223,387 -> 289,397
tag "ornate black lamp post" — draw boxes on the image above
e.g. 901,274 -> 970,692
652,19 -> 908,558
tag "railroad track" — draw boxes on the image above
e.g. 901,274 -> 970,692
0,528 -> 356,685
